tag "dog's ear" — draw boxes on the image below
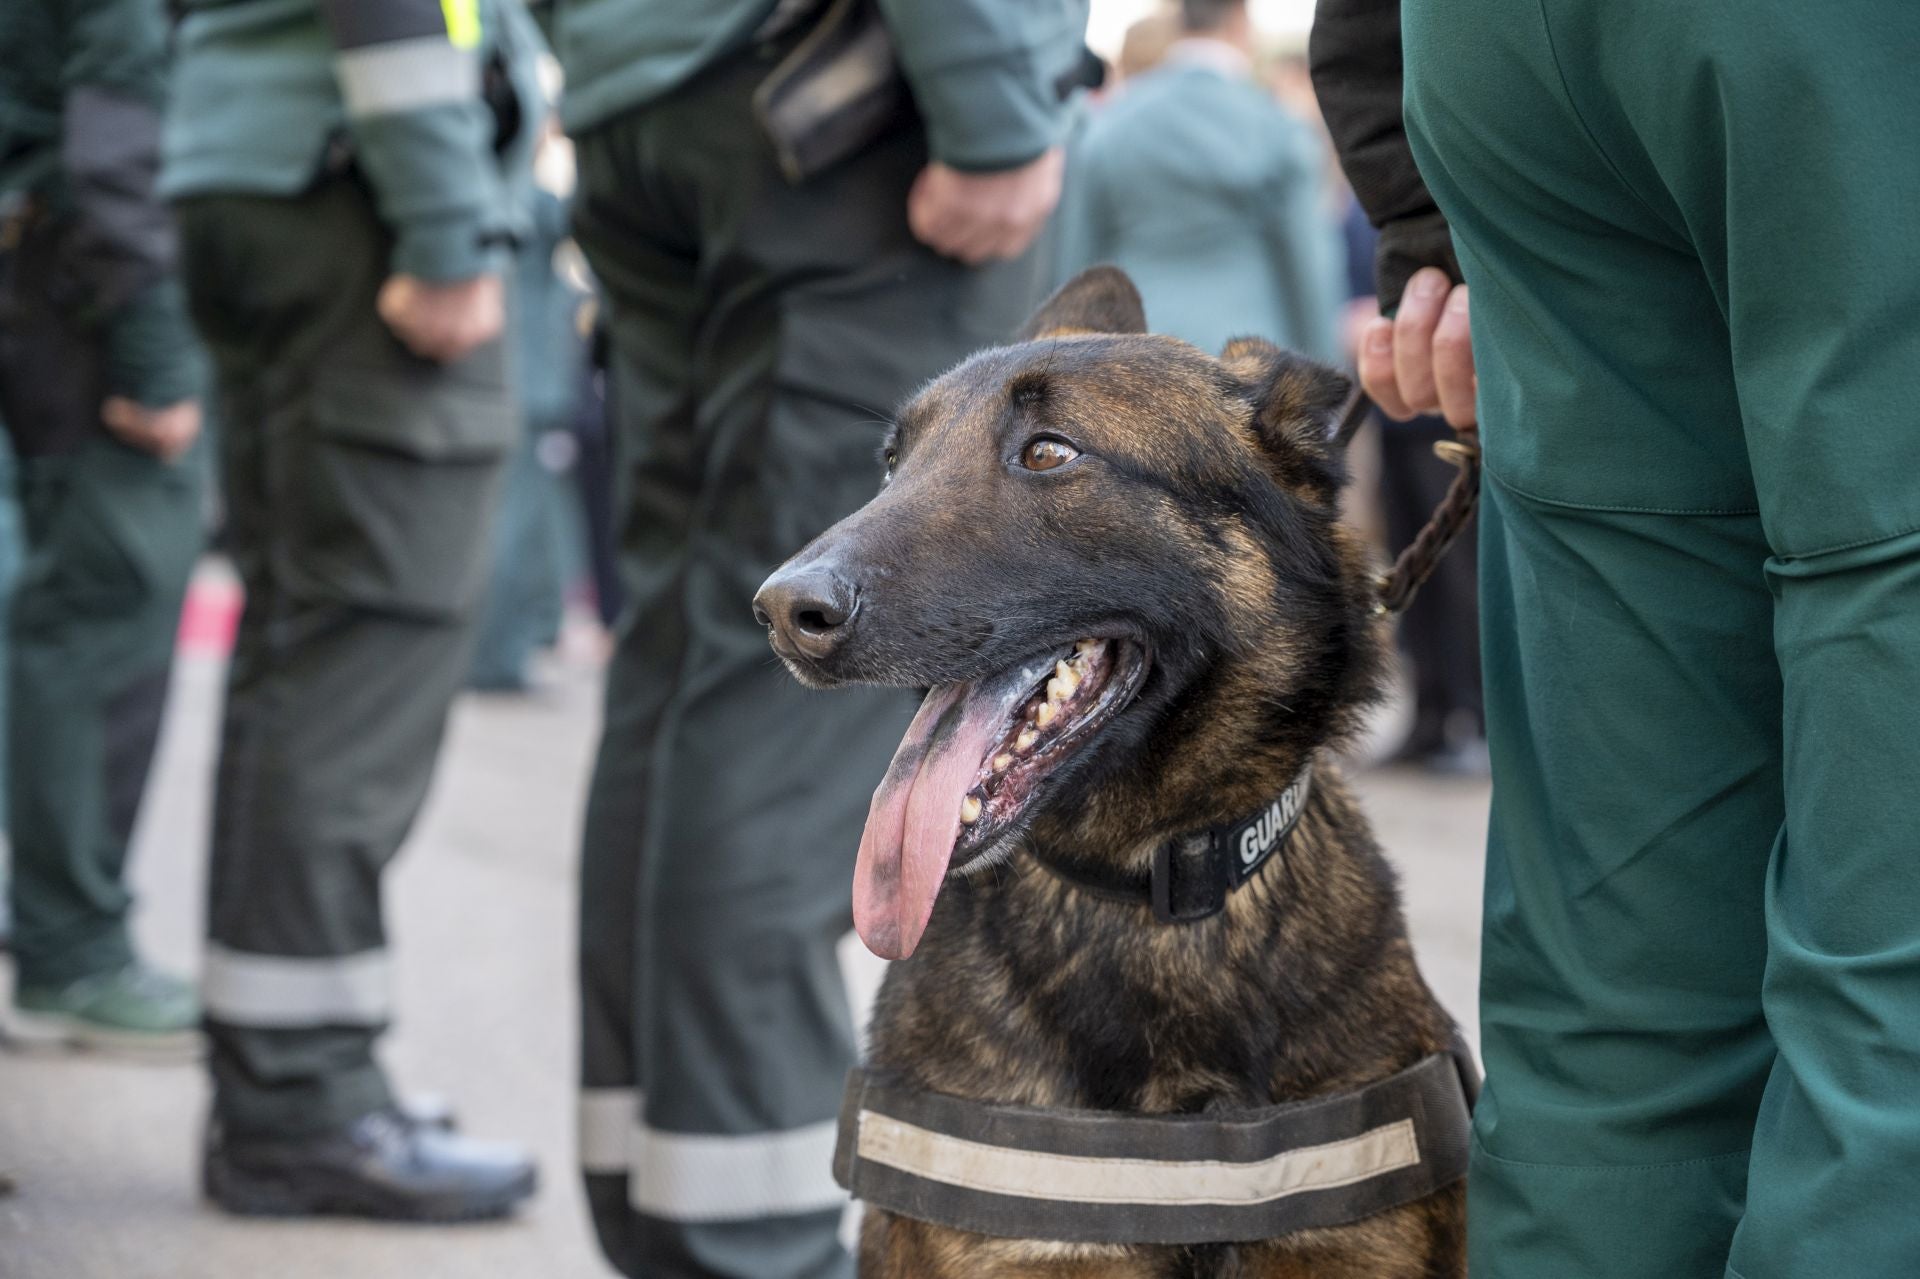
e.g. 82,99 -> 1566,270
1018,266 -> 1148,340
1220,336 -> 1353,504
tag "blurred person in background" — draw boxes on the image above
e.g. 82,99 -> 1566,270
549,0 -> 1086,1272
163,0 -> 546,1221
1055,0 -> 1342,360
0,0 -> 206,1057
469,110 -> 592,693
1342,199 -> 1483,774
1316,0 -> 1920,1273
1116,5 -> 1181,85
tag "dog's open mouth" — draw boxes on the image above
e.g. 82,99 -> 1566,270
853,637 -> 1149,960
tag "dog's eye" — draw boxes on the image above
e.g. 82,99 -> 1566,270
883,445 -> 898,475
1020,436 -> 1079,472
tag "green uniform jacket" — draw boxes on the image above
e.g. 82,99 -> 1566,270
0,0 -> 202,407
161,0 -> 548,282
1055,54 -> 1342,360
554,0 -> 1090,171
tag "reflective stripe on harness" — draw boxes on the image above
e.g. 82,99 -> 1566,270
833,1048 -> 1477,1246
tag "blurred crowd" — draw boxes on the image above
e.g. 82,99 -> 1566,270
0,0 -> 1480,1274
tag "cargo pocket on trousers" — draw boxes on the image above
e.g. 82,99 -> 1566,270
283,345 -> 517,620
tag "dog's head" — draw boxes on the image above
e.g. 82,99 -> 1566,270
755,267 -> 1387,958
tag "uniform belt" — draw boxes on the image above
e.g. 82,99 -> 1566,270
833,1046 -> 1478,1246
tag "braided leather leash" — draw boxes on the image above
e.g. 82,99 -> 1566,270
1332,391 -> 1482,616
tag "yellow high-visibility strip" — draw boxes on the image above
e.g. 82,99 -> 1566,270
441,0 -> 482,49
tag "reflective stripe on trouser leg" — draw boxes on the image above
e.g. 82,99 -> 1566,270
577,1090 -> 845,1221
580,1087 -> 638,1176
201,944 -> 391,1027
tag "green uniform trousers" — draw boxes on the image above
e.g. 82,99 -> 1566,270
570,41 -> 1047,1279
4,435 -> 201,987
1402,1 -> 1920,1274
178,178 -> 515,1136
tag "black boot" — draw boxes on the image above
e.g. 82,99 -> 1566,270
204,1107 -> 536,1221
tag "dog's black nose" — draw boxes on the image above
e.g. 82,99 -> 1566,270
753,565 -> 858,662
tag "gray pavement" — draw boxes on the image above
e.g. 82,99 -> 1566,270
0,633 -> 1488,1279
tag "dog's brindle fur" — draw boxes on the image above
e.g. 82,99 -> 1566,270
767,269 -> 1463,1278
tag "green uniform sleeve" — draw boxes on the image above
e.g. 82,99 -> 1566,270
318,0 -> 509,281
874,0 -> 1088,172
58,0 -> 204,406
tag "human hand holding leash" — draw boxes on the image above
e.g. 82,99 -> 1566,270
377,273 -> 504,363
102,396 -> 201,463
1359,266 -> 1477,427
908,147 -> 1065,265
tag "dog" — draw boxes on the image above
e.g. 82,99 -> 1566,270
755,267 -> 1468,1278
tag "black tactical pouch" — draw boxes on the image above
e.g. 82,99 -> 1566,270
0,198 -> 107,458
752,0 -> 908,184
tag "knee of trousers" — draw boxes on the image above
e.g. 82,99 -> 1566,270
1467,1137 -> 1751,1279
9,463 -> 201,653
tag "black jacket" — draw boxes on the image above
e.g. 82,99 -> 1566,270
1309,0 -> 1459,311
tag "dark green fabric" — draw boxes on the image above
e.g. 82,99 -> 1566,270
1402,0 -> 1920,1274
0,434 -> 19,839
0,0 -> 168,194
554,0 -> 1089,171
571,42 -> 1047,1279
4,435 -> 202,987
179,177 -> 514,1137
163,0 -> 548,282
1,0 -> 205,409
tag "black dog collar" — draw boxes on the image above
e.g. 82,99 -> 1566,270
834,1044 -> 1477,1246
1030,764 -> 1313,924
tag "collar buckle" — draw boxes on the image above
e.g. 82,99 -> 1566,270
1150,835 -> 1232,924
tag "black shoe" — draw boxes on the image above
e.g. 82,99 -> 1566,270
204,1108 -> 536,1222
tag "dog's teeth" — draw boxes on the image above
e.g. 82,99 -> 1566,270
1076,638 -> 1100,655
993,753 -> 1014,773
1046,677 -> 1068,703
1054,660 -> 1081,694
960,795 -> 982,824
1035,702 -> 1059,729
1016,727 -> 1039,752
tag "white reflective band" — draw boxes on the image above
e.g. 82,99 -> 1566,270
201,944 -> 390,1027
336,37 -> 480,117
629,1119 -> 846,1222
578,1088 -> 639,1176
854,1114 -> 1421,1208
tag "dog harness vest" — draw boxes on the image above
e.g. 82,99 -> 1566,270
1030,763 -> 1314,923
833,1046 -> 1478,1245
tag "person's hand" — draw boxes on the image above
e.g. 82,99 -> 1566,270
907,148 -> 1065,265
1358,266 -> 1476,428
376,273 -> 504,363
101,396 -> 201,463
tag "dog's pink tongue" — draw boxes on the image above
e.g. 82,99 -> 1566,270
854,657 -> 1055,960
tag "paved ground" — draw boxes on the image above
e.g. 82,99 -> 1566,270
0,611 -> 1488,1279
